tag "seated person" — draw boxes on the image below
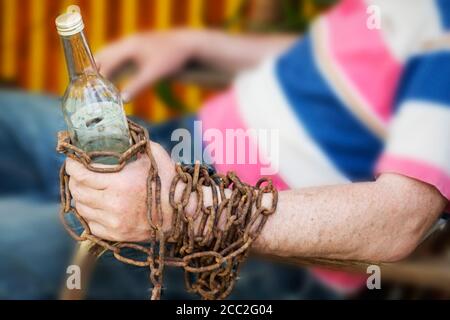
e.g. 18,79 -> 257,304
0,0 -> 449,299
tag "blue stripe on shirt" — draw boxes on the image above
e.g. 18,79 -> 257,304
275,36 -> 383,181
436,0 -> 450,29
395,51 -> 450,111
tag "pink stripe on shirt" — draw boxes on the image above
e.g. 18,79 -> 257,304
325,0 -> 402,122
200,89 -> 368,293
377,154 -> 450,212
199,88 -> 289,190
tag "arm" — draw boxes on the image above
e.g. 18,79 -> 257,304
192,30 -> 298,73
95,29 -> 297,102
254,173 -> 447,262
66,151 -> 448,264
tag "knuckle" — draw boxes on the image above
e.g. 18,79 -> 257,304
66,159 -> 84,177
89,224 -> 102,238
109,216 -> 122,230
69,180 -> 81,200
150,141 -> 164,154
75,202 -> 86,216
77,204 -> 96,222
68,178 -> 76,193
65,159 -> 76,176
112,232 -> 126,243
67,166 -> 89,185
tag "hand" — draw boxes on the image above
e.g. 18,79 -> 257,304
66,141 -> 176,242
95,29 -> 201,103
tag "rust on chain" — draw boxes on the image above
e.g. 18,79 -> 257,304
57,119 -> 278,300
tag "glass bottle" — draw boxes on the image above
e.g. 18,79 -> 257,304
56,6 -> 131,165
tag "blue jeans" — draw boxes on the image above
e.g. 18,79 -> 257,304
0,90 -> 341,300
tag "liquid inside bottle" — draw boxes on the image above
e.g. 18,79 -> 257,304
56,6 -> 131,165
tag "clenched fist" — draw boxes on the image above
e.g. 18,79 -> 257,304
66,141 -> 176,242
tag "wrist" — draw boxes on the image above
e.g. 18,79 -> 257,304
161,163 -> 280,256
177,182 -> 227,223
252,192 -> 280,256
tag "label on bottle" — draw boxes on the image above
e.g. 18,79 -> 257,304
70,102 -> 130,154
70,102 -> 125,130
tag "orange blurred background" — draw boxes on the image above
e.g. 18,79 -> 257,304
0,0 -> 325,123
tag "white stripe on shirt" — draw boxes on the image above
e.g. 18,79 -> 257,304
234,59 -> 350,188
385,100 -> 450,175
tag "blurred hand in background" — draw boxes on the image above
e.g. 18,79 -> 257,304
95,29 -> 297,103
96,30 -> 200,103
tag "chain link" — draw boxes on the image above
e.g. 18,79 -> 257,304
57,119 -> 278,300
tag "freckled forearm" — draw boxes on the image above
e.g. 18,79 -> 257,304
166,172 -> 446,262
253,174 -> 446,262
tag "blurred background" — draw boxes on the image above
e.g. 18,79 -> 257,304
0,0 -> 335,122
1,0 -> 450,300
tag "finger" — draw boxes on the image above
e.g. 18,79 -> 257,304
69,178 -> 104,209
65,158 -> 108,190
88,222 -> 116,241
120,65 -> 156,103
120,51 -> 179,102
75,201 -> 102,224
95,37 -> 136,78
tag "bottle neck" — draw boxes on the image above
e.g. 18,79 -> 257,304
61,31 -> 98,81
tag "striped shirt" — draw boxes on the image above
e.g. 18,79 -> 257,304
199,0 -> 450,291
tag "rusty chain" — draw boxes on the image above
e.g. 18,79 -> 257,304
57,119 -> 278,300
